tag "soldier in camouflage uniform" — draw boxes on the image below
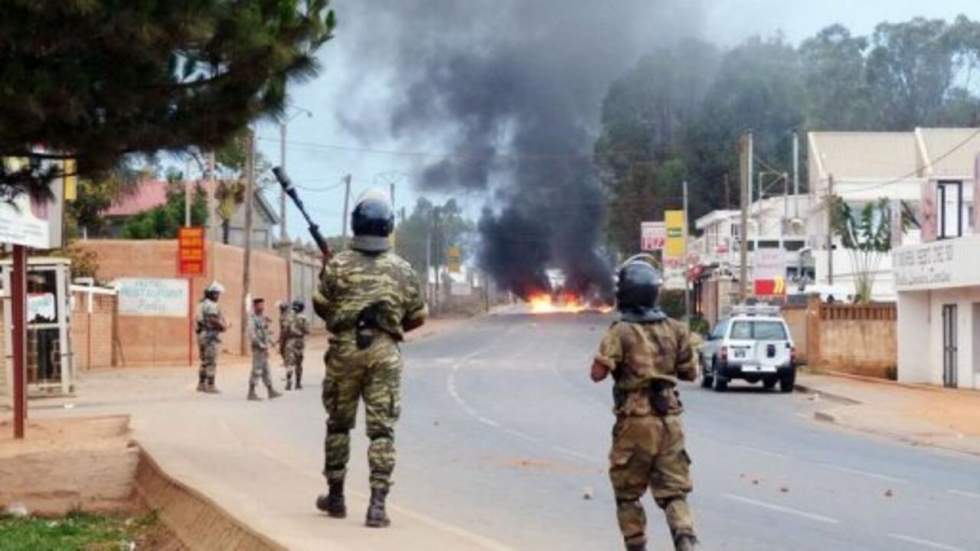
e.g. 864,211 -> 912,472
591,259 -> 701,551
283,299 -> 311,390
247,298 -> 282,401
313,191 -> 427,528
195,281 -> 228,393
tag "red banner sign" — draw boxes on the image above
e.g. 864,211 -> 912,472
754,277 -> 786,296
178,227 -> 205,276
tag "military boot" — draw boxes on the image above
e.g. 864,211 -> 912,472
365,488 -> 390,528
625,543 -> 646,551
295,367 -> 303,389
204,377 -> 220,394
674,535 -> 699,551
196,375 -> 207,392
267,386 -> 282,399
315,480 -> 347,518
247,384 -> 262,401
285,375 -> 293,391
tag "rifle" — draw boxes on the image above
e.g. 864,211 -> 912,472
272,166 -> 332,261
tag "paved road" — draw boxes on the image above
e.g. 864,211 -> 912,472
264,312 -> 980,551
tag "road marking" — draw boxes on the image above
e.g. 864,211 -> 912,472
504,428 -> 541,443
821,464 -> 909,484
446,372 -> 480,418
888,533 -> 966,551
476,416 -> 500,428
734,444 -> 788,459
721,494 -> 840,524
947,489 -> 980,499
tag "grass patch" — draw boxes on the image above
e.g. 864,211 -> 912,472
0,511 -> 162,551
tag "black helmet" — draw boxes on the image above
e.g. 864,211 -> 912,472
616,260 -> 666,323
350,190 -> 394,252
291,299 -> 305,313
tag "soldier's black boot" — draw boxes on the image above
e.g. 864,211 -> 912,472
285,374 -> 292,391
267,385 -> 282,399
365,488 -> 390,528
196,374 -> 207,392
204,377 -> 220,394
674,535 -> 699,551
247,384 -> 262,401
625,543 -> 646,551
296,367 -> 303,389
315,480 -> 347,518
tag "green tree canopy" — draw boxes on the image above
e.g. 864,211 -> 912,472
0,0 -> 335,200
394,197 -> 474,277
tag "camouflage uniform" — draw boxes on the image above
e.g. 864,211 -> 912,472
195,298 -> 225,384
315,248 -> 427,491
249,313 -> 275,390
593,318 -> 700,549
282,312 -> 310,385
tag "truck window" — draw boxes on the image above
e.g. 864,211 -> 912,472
729,320 -> 787,340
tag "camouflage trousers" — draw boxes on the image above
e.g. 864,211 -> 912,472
609,414 -> 696,547
322,334 -> 402,491
250,349 -> 273,388
198,339 -> 219,379
283,342 -> 304,378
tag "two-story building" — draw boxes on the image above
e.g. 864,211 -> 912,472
807,128 -> 979,301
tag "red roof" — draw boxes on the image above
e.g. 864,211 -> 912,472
104,179 -> 219,217
104,180 -> 169,217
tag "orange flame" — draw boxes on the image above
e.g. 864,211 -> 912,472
526,293 -> 587,314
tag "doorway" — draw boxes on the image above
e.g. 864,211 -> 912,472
942,304 -> 958,388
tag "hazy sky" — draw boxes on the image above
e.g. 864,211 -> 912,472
254,1 -> 979,243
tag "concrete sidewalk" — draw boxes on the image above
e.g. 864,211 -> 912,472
4,317 -> 511,550
796,370 -> 980,458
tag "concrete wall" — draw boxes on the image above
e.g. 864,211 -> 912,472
76,239 -> 288,365
896,291 -> 932,384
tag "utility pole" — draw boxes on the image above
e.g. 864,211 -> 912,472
240,129 -> 256,356
184,158 -> 193,227
389,183 -> 395,213
827,174 -> 835,285
279,122 -> 288,242
739,132 -> 752,302
341,174 -> 352,240
792,130 -> 800,219
723,173 -> 730,209
11,245 -> 26,439
682,180 -> 691,321
425,213 -> 432,307
207,151 -> 217,277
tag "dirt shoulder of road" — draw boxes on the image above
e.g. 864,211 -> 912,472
796,370 -> 980,458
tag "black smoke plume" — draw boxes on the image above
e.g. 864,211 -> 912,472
334,1 -> 702,300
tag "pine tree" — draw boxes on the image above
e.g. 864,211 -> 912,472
0,0 -> 336,197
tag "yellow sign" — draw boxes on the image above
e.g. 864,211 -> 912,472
665,210 -> 685,258
447,245 -> 462,273
63,158 -> 77,201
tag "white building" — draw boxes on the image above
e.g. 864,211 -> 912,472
894,235 -> 980,389
808,128 -> 980,301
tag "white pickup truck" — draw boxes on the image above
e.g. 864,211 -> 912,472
699,305 -> 797,393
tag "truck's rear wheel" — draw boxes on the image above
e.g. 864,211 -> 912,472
780,371 -> 796,393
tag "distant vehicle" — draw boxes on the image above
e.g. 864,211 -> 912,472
699,305 -> 796,393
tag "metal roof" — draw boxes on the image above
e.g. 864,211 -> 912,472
809,132 -> 921,181
915,127 -> 980,179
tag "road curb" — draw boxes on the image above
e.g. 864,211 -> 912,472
813,410 -> 837,423
794,383 -> 862,405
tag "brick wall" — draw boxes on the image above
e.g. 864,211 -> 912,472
70,292 -> 116,370
783,298 -> 897,378
76,240 -> 288,366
